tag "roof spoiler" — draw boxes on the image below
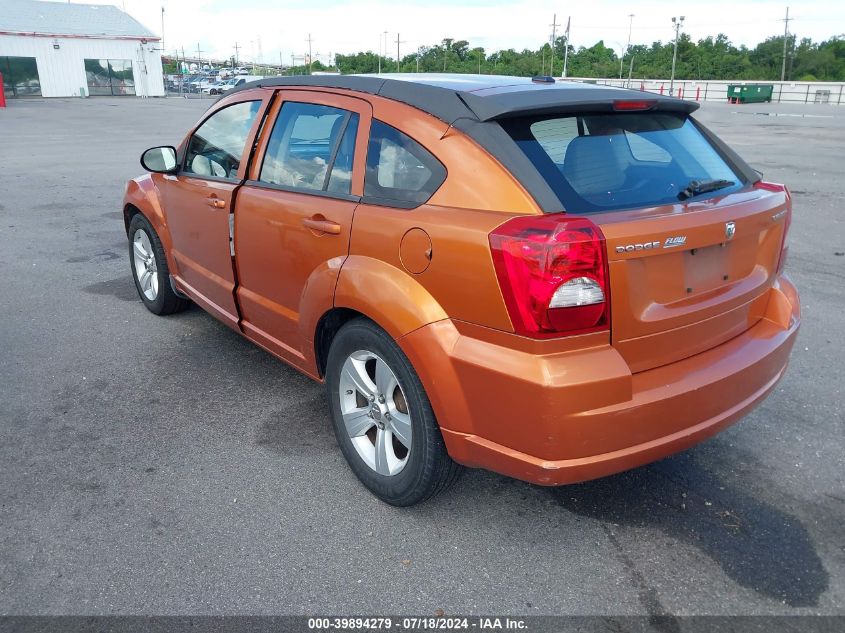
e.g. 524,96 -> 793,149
458,89 -> 700,122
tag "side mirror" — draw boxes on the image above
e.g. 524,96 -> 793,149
141,146 -> 178,173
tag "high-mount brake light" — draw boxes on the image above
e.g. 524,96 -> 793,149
612,100 -> 657,111
754,181 -> 792,274
489,215 -> 610,338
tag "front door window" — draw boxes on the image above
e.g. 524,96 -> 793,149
184,100 -> 262,179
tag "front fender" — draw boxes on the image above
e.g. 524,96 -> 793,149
123,174 -> 177,274
333,255 -> 448,340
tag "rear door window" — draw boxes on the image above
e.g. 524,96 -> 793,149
259,101 -> 359,195
503,112 -> 743,213
363,120 -> 446,207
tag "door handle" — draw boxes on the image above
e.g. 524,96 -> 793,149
302,216 -> 341,235
206,196 -> 226,209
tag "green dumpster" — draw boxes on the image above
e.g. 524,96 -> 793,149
727,84 -> 774,104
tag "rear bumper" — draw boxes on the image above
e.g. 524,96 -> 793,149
398,275 -> 800,486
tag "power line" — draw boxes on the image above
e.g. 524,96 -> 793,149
562,16 -> 571,78
395,33 -> 406,72
669,16 -> 684,96
620,14 -> 634,79
781,6 -> 793,81
549,13 -> 560,76
306,33 -> 314,74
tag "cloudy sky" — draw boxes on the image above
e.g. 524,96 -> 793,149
83,0 -> 844,65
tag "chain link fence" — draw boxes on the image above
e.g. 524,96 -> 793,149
573,78 -> 845,105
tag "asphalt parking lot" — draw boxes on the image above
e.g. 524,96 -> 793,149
1,94 -> 843,617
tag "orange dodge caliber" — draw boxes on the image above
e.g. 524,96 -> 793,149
125,74 -> 800,505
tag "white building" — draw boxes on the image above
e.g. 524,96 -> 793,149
0,0 -> 164,98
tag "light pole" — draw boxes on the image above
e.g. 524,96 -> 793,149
620,13 -> 634,80
380,31 -> 388,74
160,5 -> 167,93
613,41 -> 626,76
669,16 -> 684,96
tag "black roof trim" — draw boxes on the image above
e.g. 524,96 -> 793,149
222,74 -> 698,123
221,75 -> 759,213
222,74 -> 482,124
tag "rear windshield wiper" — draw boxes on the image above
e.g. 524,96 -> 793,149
678,179 -> 735,201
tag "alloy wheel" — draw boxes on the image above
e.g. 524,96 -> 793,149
338,350 -> 412,476
132,229 -> 159,301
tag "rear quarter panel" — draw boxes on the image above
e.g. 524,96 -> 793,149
334,93 -> 541,337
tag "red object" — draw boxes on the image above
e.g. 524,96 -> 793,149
659,83 -> 664,95
613,99 -> 657,111
489,215 -> 609,338
696,86 -> 701,101
0,72 -> 6,108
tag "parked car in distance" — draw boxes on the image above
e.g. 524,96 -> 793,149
124,74 -> 799,506
207,77 -> 241,94
204,76 -> 266,94
170,74 -> 200,92
190,77 -> 218,93
202,80 -> 229,95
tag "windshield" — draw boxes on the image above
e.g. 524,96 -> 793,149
501,112 -> 743,213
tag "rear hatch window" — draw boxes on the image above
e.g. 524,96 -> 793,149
501,112 -> 744,213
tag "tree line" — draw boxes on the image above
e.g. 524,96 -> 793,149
322,33 -> 844,81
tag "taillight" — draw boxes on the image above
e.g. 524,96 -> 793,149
489,215 -> 610,338
754,181 -> 792,274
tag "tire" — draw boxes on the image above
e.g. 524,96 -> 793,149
325,318 -> 462,506
128,213 -> 190,316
